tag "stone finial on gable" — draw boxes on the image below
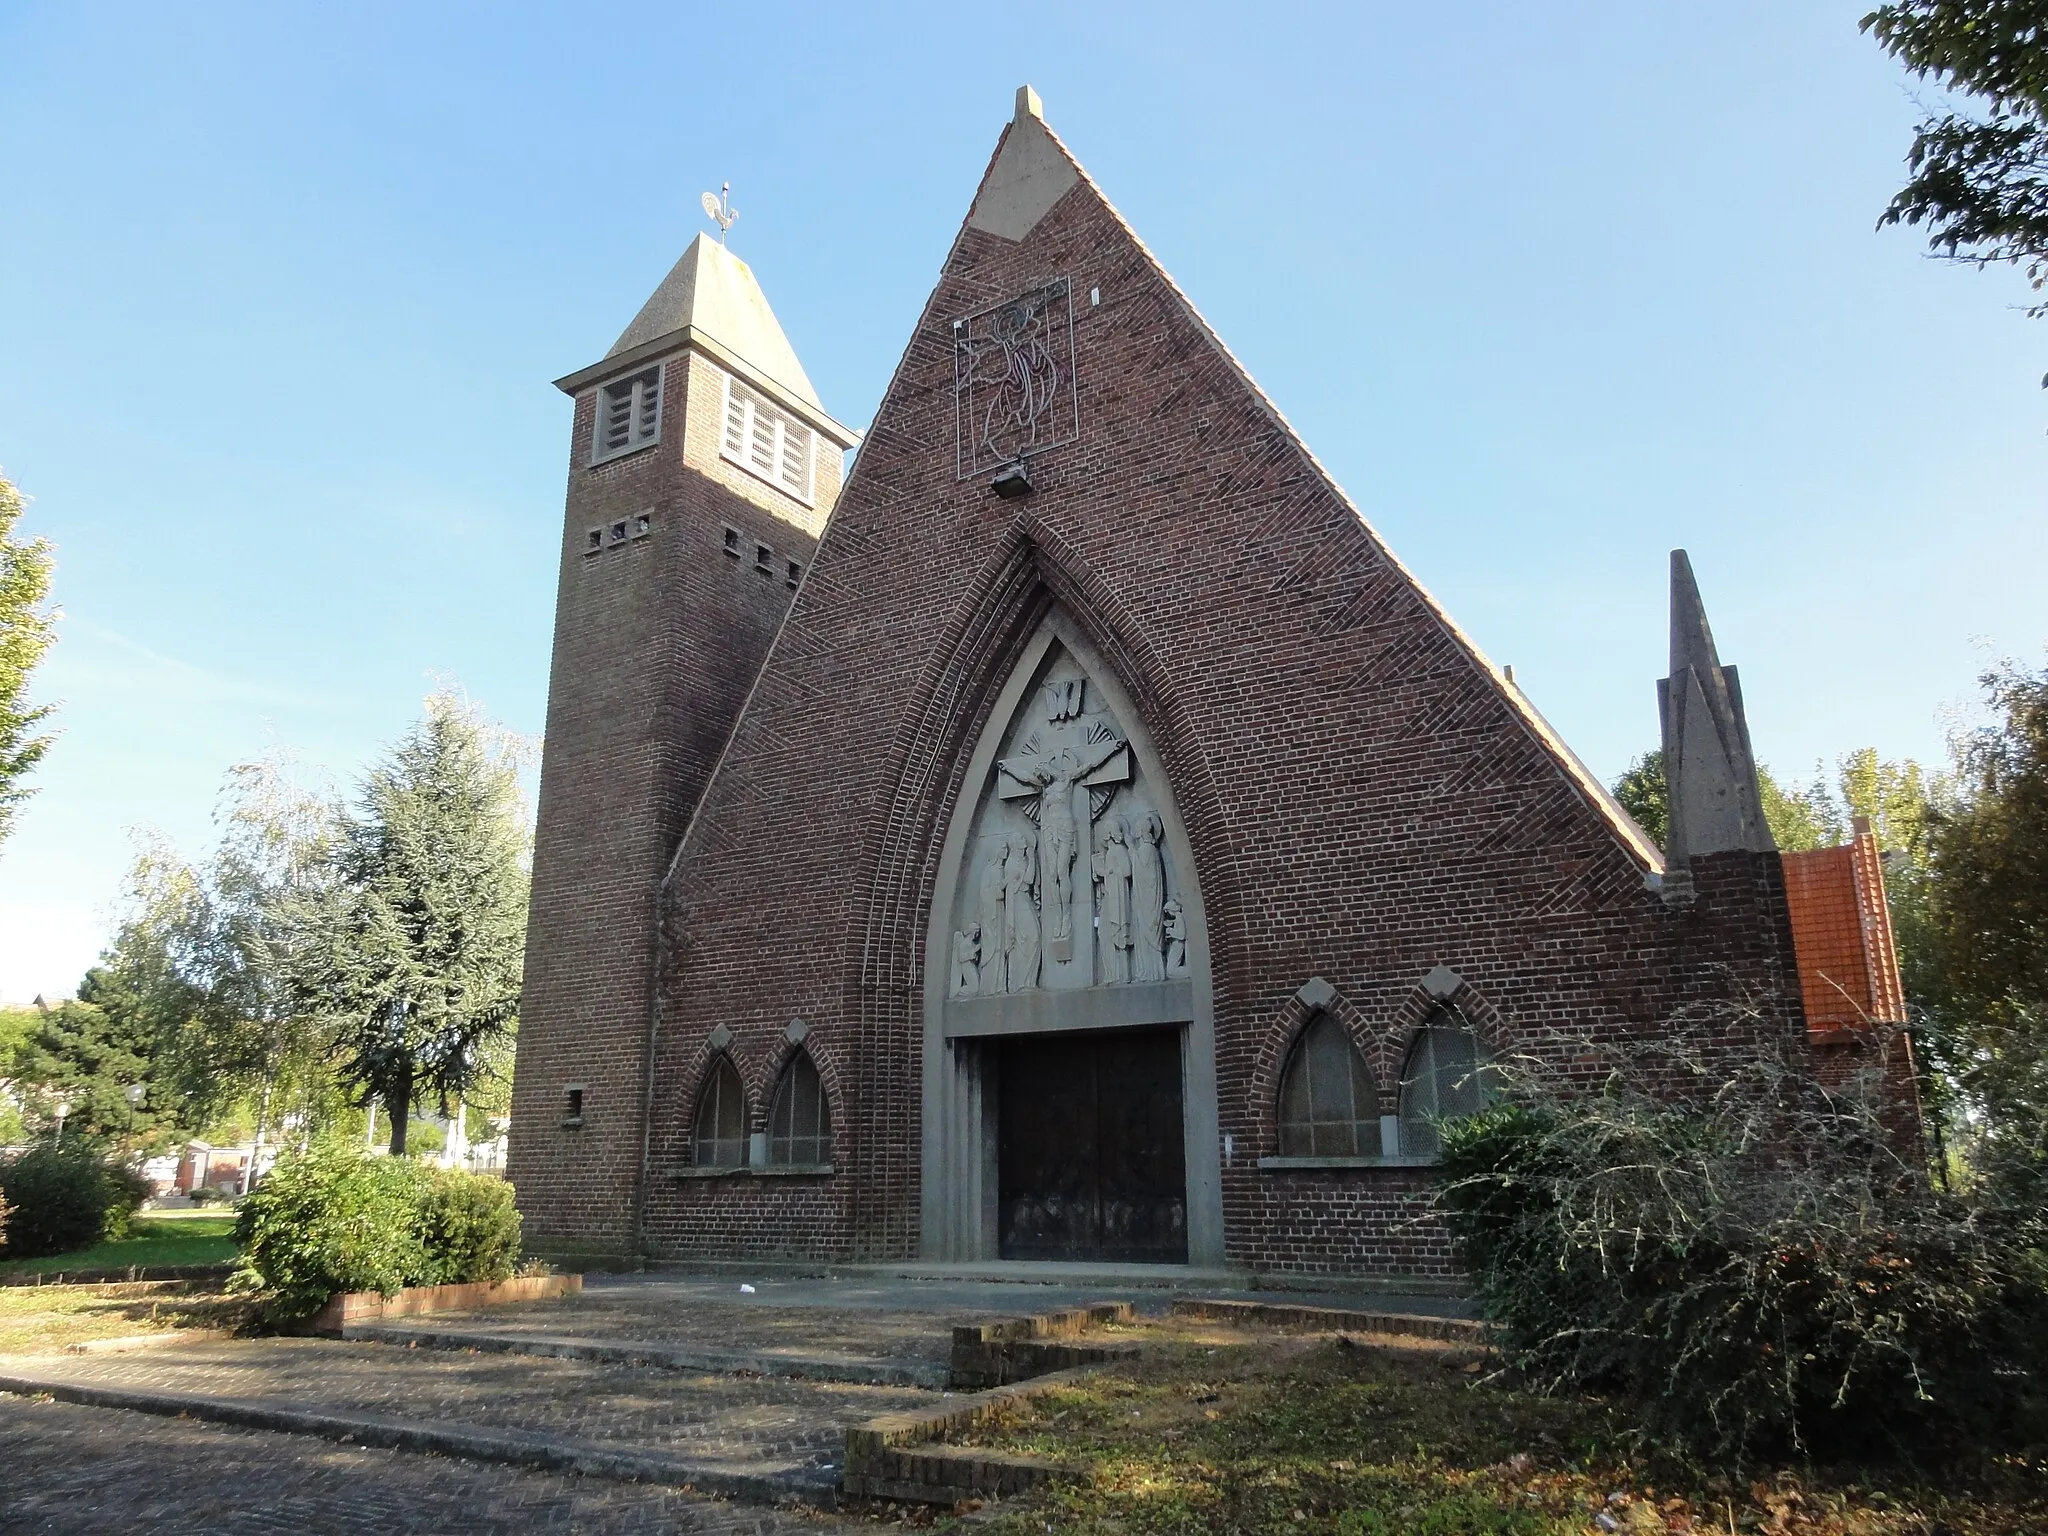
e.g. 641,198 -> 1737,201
1658,550 -> 1774,897
969,86 -> 1078,242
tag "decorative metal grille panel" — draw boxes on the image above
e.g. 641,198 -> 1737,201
952,278 -> 1079,478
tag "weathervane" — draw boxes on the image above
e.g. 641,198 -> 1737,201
699,182 -> 738,243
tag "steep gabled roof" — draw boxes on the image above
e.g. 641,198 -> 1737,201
967,88 -> 1662,871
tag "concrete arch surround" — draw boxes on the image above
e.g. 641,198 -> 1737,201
920,608 -> 1223,1265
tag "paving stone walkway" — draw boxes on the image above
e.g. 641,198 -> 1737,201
0,1335 -> 934,1491
0,1395 -> 842,1535
387,1278 -> 963,1374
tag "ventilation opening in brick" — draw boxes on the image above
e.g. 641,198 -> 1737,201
755,542 -> 773,575
585,529 -> 602,555
722,526 -> 741,559
562,1086 -> 584,1128
785,559 -> 801,589
633,514 -> 651,539
610,521 -> 628,545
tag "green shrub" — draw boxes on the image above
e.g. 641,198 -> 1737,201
1435,1018 -> 2048,1467
0,1143 -> 151,1259
415,1165 -> 520,1287
233,1143 -> 521,1317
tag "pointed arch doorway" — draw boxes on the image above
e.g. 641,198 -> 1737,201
920,609 -> 1224,1266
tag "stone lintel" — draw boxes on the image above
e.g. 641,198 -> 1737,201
943,980 -> 1194,1038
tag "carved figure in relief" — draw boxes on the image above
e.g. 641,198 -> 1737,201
1163,898 -> 1188,976
1130,812 -> 1166,982
1003,839 -> 1041,991
1014,736 -> 1125,964
950,926 -> 981,999
978,840 -> 1008,995
1093,817 -> 1134,984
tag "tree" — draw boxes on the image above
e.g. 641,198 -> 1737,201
13,973 -> 175,1149
1863,2 -> 2048,317
109,757 -> 339,1150
1918,658 -> 2048,1202
1612,750 -> 1669,848
1610,749 -> 1856,853
0,471 -> 56,852
290,694 -> 529,1154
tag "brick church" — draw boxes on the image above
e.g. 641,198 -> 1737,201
506,89 -> 1906,1281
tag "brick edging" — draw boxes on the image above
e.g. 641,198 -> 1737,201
843,1364 -> 1098,1504
0,1263 -> 233,1289
307,1273 -> 583,1337
1170,1297 -> 1488,1344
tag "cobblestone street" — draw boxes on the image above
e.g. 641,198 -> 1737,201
0,1395 -> 842,1535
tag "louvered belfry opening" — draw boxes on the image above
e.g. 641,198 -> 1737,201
721,373 -> 814,502
596,366 -> 661,459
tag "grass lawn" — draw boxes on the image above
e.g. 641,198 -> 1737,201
911,1318 -> 2047,1536
0,1276 -> 257,1354
0,1213 -> 238,1280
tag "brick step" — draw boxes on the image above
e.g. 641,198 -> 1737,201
345,1320 -> 950,1388
0,1369 -> 841,1507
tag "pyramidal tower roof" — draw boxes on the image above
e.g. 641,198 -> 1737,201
556,231 -> 851,443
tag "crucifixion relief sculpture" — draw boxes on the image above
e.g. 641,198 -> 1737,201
1131,812 -> 1166,981
946,661 -> 1184,1001
1093,816 -> 1134,983
1002,836 -> 1041,990
998,677 -> 1129,970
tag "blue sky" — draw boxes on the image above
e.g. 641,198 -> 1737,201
1,2 -> 2042,1002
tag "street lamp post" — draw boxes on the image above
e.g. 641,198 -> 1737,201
52,1099 -> 70,1146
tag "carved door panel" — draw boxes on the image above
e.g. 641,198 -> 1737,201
997,1027 -> 1187,1263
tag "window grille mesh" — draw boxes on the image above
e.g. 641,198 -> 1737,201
1276,1015 -> 1381,1157
769,1052 -> 832,1166
691,1057 -> 746,1168
1397,1017 -> 1489,1157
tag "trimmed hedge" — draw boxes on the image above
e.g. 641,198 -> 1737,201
233,1142 -> 521,1318
0,1143 -> 151,1259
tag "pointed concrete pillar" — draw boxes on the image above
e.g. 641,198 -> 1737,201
1657,551 -> 1774,898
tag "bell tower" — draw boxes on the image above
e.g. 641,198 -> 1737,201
508,234 -> 859,1260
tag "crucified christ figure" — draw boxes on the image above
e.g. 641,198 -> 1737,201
1000,733 -> 1126,964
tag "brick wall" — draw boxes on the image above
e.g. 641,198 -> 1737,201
509,344 -> 842,1258
612,117 -> 1811,1278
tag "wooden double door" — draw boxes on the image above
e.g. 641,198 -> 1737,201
996,1026 -> 1188,1264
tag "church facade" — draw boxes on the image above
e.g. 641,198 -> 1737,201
506,90 -> 1827,1282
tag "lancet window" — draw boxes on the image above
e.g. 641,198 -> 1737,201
1276,1014 -> 1382,1157
691,1056 -> 747,1169
768,1051 -> 832,1167
1397,1015 -> 1490,1158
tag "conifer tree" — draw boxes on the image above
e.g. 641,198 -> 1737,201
291,695 -> 529,1153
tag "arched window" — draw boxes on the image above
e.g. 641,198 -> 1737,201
769,1051 -> 833,1167
1277,1014 -> 1382,1157
692,1056 -> 747,1168
1398,1017 -> 1489,1158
